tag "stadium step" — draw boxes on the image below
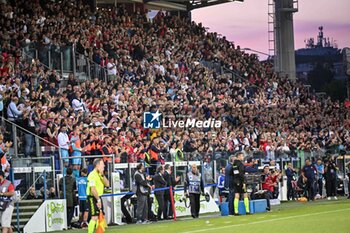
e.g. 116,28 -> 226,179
12,218 -> 31,224
11,199 -> 43,231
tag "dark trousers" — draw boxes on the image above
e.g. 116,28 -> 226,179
189,193 -> 200,218
266,191 -> 272,210
155,194 -> 165,220
228,189 -> 234,215
67,206 -> 74,227
136,194 -> 148,221
306,179 -> 315,200
287,180 -> 294,200
317,179 -> 323,196
326,178 -> 337,197
164,192 -> 171,218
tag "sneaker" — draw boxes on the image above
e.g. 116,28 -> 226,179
142,220 -> 151,224
136,220 -> 143,224
327,197 -> 331,200
234,213 -> 240,216
81,222 -> 88,229
334,196 -> 338,200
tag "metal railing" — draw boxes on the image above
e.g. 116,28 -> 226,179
8,42 -> 109,84
0,116 -> 60,159
74,49 -> 108,82
8,42 -> 70,81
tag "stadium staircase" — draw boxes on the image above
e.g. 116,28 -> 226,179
12,199 -> 43,232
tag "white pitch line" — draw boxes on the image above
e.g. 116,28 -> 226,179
182,208 -> 350,233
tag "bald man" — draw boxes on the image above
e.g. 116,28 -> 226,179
184,164 -> 204,218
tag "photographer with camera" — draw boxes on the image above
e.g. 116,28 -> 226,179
184,164 -> 204,218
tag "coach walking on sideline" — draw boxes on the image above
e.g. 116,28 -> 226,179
86,159 -> 110,233
0,170 -> 14,233
134,163 -> 153,224
154,166 -> 167,220
302,158 -> 317,201
225,155 -> 235,215
185,164 -> 204,218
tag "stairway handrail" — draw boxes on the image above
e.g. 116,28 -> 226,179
0,116 -> 59,149
6,42 -> 67,80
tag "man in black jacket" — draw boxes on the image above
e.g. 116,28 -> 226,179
59,167 -> 77,228
154,166 -> 167,220
324,159 -> 338,200
134,163 -> 152,224
233,152 -> 250,215
163,164 -> 180,219
224,155 -> 235,215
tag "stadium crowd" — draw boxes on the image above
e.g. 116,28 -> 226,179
0,0 -> 349,173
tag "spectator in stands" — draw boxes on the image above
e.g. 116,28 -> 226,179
48,187 -> 56,199
107,58 -> 118,82
26,187 -> 37,200
7,96 -> 22,122
0,134 -> 11,175
58,125 -> 70,169
244,157 -> 259,173
301,159 -> 317,201
71,127 -> 83,178
59,167 -> 77,229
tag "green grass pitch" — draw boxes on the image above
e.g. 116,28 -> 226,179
66,198 -> 350,233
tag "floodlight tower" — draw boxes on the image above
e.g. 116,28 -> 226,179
268,0 -> 298,80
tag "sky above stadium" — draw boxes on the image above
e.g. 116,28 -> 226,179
192,0 -> 350,59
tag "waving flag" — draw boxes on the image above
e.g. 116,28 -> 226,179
96,212 -> 107,233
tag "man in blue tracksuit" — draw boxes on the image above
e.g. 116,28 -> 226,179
224,155 -> 235,215
315,158 -> 324,196
302,159 -> 317,201
217,167 -> 226,198
76,168 -> 88,228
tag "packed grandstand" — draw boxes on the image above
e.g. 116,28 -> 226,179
0,0 -> 349,232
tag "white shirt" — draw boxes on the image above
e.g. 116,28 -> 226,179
57,132 -> 69,149
107,62 -> 117,76
72,98 -> 85,112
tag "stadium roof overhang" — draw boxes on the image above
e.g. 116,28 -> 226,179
96,0 -> 243,11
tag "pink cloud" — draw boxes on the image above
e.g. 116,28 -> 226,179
192,0 -> 350,56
